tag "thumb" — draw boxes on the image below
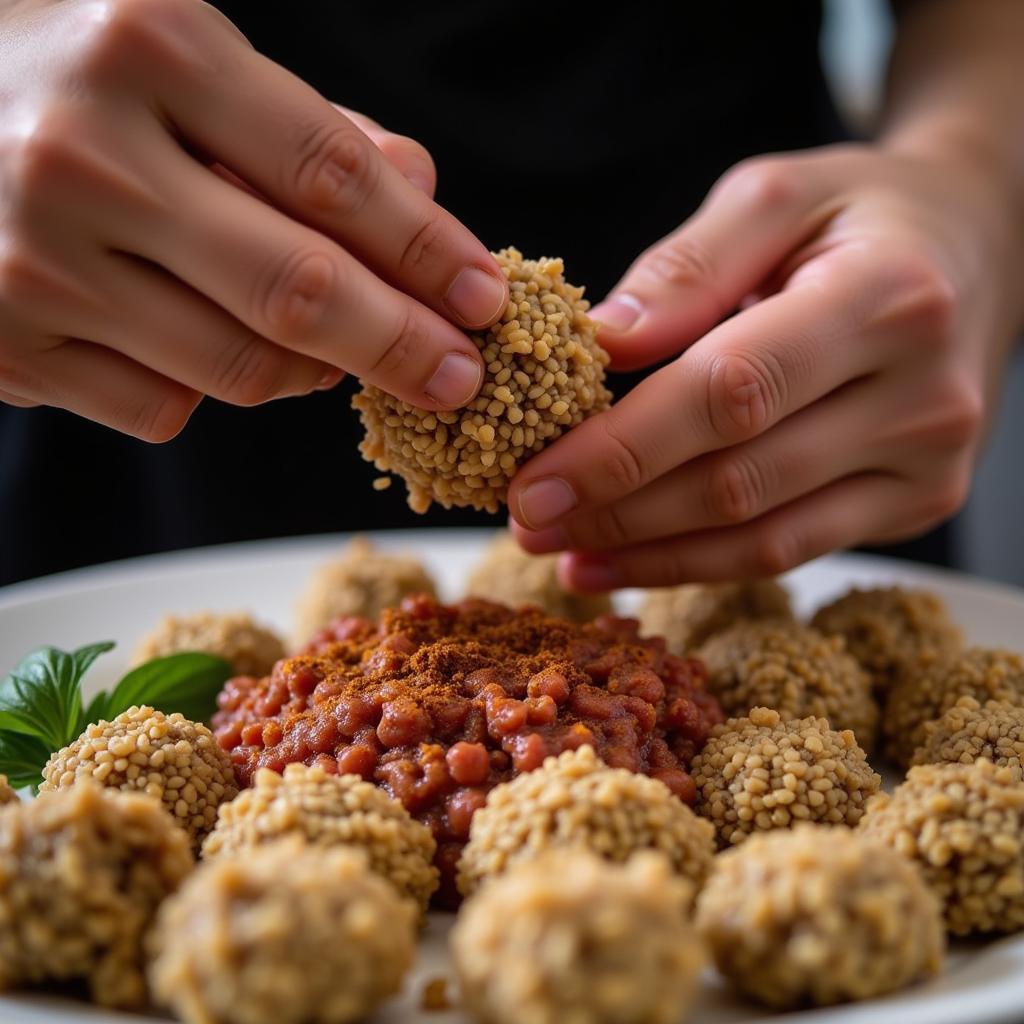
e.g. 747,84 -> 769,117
591,156 -> 833,370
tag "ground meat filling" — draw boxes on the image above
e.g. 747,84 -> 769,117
213,596 -> 721,898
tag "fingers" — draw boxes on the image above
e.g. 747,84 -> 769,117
157,30 -> 507,330
124,148 -> 487,410
557,473 -> 908,590
508,248 -> 890,531
333,105 -> 437,197
590,155 -> 842,369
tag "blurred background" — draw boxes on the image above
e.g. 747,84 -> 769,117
822,0 -> 1024,586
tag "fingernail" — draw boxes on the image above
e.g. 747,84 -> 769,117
316,367 -> 346,391
589,294 -> 643,332
445,267 -> 507,328
565,556 -> 621,592
517,477 -> 577,529
425,352 -> 483,407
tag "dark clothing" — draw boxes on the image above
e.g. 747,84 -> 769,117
0,2 -> 944,584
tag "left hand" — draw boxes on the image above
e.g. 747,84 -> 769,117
507,144 -> 1023,589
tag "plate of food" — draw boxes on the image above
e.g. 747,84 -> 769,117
1,528 -> 1023,1024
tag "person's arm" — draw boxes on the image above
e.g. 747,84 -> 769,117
506,0 -> 1024,588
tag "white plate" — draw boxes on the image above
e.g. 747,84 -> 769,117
2,530 -> 1024,1024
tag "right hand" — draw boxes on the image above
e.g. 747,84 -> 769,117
0,0 -> 507,439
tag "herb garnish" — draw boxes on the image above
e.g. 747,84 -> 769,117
0,642 -> 232,792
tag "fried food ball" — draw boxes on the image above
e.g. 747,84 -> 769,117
452,850 -> 704,1024
0,781 -> 192,1008
811,586 -> 962,697
911,696 -> 1024,775
294,536 -> 437,645
465,531 -> 611,622
149,838 -> 416,1024
859,759 -> 1024,934
696,825 -> 944,1008
692,707 -> 881,849
354,249 -> 612,513
457,745 -> 714,899
133,610 -> 286,677
203,763 -> 438,912
884,647 -> 1024,767
41,705 -> 238,852
639,579 -> 793,654
0,775 -> 17,805
697,621 -> 878,749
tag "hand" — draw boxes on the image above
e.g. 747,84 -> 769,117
508,143 -> 1023,588
0,0 -> 507,439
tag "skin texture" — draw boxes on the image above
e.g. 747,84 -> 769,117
0,0 -> 508,439
509,0 -> 1024,589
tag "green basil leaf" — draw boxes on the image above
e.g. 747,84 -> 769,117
106,652 -> 232,724
0,729 -> 52,793
80,689 -> 112,732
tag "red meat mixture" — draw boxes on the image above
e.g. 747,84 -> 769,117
213,596 -> 722,901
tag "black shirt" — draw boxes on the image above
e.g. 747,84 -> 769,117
6,3 -> 927,585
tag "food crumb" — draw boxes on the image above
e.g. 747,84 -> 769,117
373,476 -> 392,491
421,977 -> 451,1011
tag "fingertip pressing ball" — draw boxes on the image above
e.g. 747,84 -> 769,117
859,759 -> 1024,935
465,531 -> 612,622
911,696 -> 1024,774
884,647 -> 1024,767
202,763 -> 438,913
639,579 -> 793,655
133,610 -> 286,678
696,825 -> 944,1008
697,621 -> 878,749
149,839 -> 416,1024
456,745 -> 714,900
452,850 -> 704,1024
0,781 -> 193,1008
811,586 -> 962,698
692,707 -> 881,849
294,536 -> 437,646
41,705 -> 238,852
0,775 -> 17,805
354,248 -> 612,513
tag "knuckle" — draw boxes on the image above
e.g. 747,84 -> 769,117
875,249 -> 958,339
212,333 -> 285,406
588,503 -> 632,549
7,124 -> 79,200
597,417 -> 647,494
936,376 -> 984,449
292,123 -> 379,215
921,470 -> 971,525
127,385 -> 196,443
706,350 -> 783,444
258,248 -> 336,342
399,210 -> 450,276
372,306 -> 422,379
749,527 -> 801,578
705,453 -> 765,525
714,156 -> 799,212
637,235 -> 718,294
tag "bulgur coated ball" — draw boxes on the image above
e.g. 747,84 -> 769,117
465,531 -> 611,622
692,707 -> 881,849
911,696 -> 1024,774
457,745 -> 714,899
811,586 -> 962,697
0,780 -> 192,1008
884,647 -> 1024,766
452,850 -> 704,1024
41,705 -> 238,851
294,536 -> 437,645
203,763 -> 438,912
149,838 -> 416,1024
697,620 -> 878,749
0,775 -> 17,805
354,248 -> 612,513
696,825 -> 944,1008
859,759 -> 1024,935
133,610 -> 286,677
639,579 -> 793,654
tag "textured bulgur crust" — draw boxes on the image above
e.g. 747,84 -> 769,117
696,825 -> 944,1008
0,781 -> 192,1008
0,775 -> 16,805
692,707 -> 880,848
911,696 -> 1024,774
452,850 -> 704,1024
41,705 -> 238,851
150,839 -> 416,1024
457,745 -> 714,899
859,759 -> 1024,935
465,531 -> 611,622
884,647 -> 1024,766
811,586 -> 962,697
133,610 -> 285,677
203,763 -> 438,912
294,536 -> 437,644
354,249 -> 611,513
698,620 -> 878,748
639,579 -> 793,654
